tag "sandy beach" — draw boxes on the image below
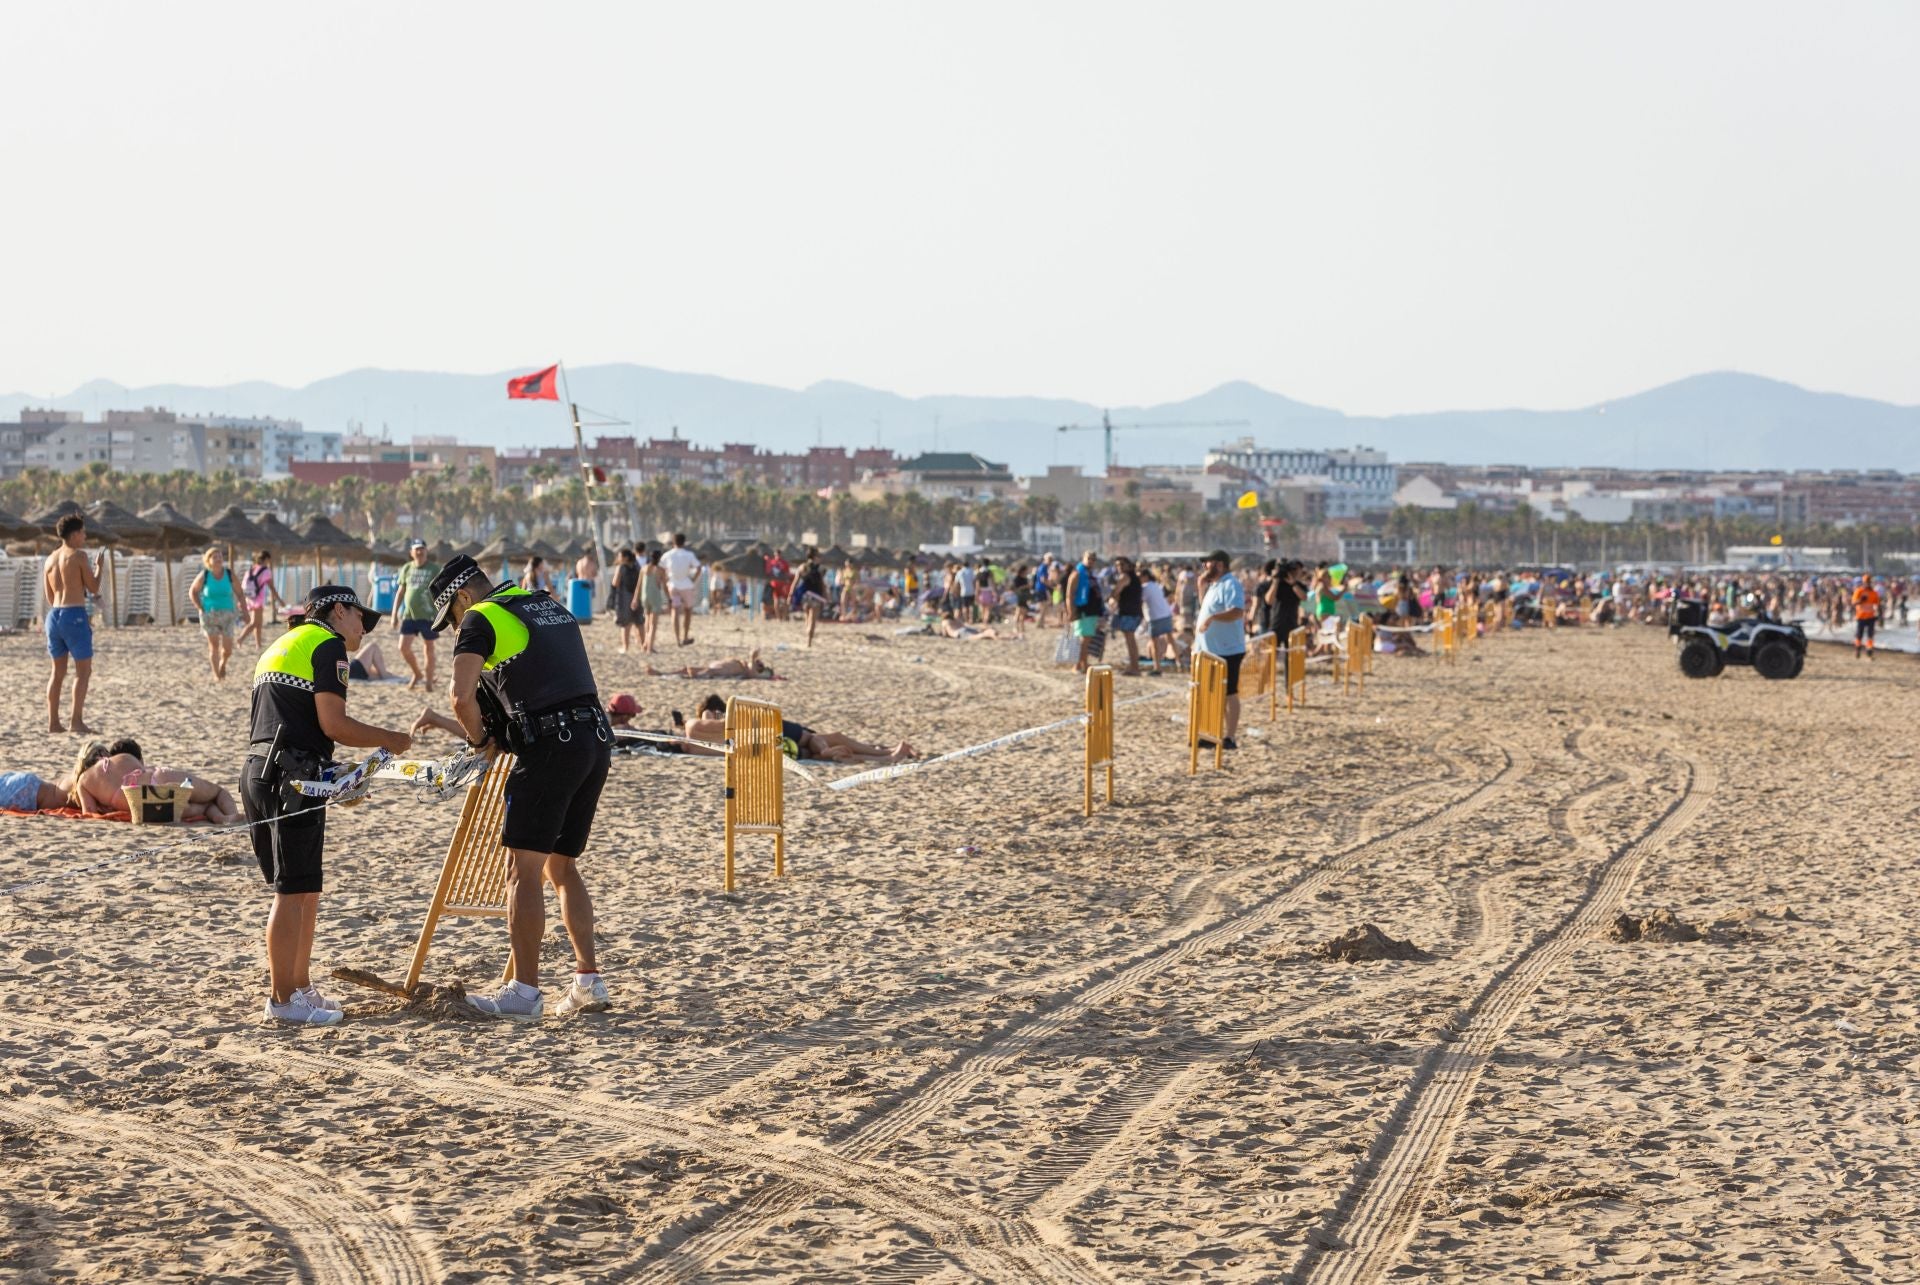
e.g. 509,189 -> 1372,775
2,614 -> 1916,1282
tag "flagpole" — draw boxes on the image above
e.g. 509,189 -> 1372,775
556,361 -> 609,606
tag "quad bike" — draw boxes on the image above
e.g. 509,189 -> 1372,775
1669,598 -> 1807,680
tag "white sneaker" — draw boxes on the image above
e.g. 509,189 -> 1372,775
298,984 -> 342,1013
265,993 -> 343,1026
468,981 -> 543,1020
551,974 -> 611,1016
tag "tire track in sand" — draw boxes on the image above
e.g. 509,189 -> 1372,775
616,745 -> 1526,1284
0,741 -> 1485,1285
0,1091 -> 438,1285
0,1014 -> 1094,1285
1018,723 -> 1635,1224
653,734 -> 1476,1118
1291,746 -> 1713,1285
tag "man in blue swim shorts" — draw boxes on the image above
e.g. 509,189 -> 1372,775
42,514 -> 100,734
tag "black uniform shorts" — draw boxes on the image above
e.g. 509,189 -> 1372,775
242,754 -> 327,895
1221,651 -> 1245,696
502,733 -> 611,857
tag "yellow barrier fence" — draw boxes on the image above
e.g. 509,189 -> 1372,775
1084,664 -> 1115,815
1286,626 -> 1310,710
1243,633 -> 1280,720
724,696 -> 786,892
405,752 -> 516,991
1434,606 -> 1456,665
1189,652 -> 1226,774
1347,617 -> 1374,689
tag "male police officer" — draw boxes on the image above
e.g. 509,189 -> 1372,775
245,585 -> 412,1025
428,554 -> 612,1019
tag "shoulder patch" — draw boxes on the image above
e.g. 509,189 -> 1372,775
338,659 -> 351,685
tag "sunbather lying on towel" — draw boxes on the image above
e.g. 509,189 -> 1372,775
675,694 -> 919,763
1,738 -> 241,822
643,648 -> 782,680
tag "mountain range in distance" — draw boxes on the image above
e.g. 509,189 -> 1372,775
3,367 -> 1915,478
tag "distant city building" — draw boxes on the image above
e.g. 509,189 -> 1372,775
0,406 -> 337,479
895,452 -> 1016,502
1204,440 -> 1398,519
1338,533 -> 1418,565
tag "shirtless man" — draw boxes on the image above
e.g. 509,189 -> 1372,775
43,514 -> 99,734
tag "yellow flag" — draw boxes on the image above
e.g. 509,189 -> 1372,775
1236,490 -> 1260,510
1769,534 -> 1783,546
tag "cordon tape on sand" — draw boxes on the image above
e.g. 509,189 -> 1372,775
828,686 -> 1184,791
0,751 -> 483,898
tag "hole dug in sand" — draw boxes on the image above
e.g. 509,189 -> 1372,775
1314,922 -> 1433,963
1607,909 -> 1701,943
330,966 -> 491,1022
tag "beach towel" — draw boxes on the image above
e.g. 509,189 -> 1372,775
2,806 -> 208,824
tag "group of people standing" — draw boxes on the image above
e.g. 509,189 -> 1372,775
605,533 -> 704,654
243,552 -> 616,1026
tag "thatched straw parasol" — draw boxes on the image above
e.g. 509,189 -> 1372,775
86,500 -> 160,545
713,551 -> 772,580
695,539 -> 726,562
205,506 -> 269,563
476,534 -> 535,575
128,501 -> 211,626
299,514 -> 370,583
456,539 -> 485,558
254,513 -> 309,554
530,538 -> 563,560
428,539 -> 458,561
30,500 -> 119,545
0,506 -> 45,541
137,502 -> 212,546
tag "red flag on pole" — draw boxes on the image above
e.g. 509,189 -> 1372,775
507,364 -> 560,401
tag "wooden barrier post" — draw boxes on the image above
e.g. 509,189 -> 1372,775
723,696 -> 786,892
405,752 -> 517,991
1348,617 -> 1372,690
1188,652 -> 1226,774
1256,632 -> 1280,720
1084,664 -> 1114,815
1286,626 -> 1309,710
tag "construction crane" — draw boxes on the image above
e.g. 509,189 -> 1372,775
1057,410 -> 1250,474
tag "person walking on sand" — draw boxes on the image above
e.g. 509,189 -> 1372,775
795,549 -> 829,648
237,549 -> 282,650
640,546 -> 669,653
661,532 -> 702,647
43,514 -> 99,734
393,538 -> 443,688
188,545 -> 241,681
612,546 -> 642,653
1107,555 -> 1146,676
1195,549 -> 1247,751
1066,550 -> 1104,673
1853,573 -> 1881,660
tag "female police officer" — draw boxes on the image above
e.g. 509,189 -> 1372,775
245,585 -> 413,1025
428,554 -> 612,1019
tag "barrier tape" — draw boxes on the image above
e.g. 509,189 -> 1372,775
2,748 -> 487,898
0,798 -> 342,898
827,686 -> 1183,791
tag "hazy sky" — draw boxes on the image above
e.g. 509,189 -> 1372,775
5,2 -> 1915,414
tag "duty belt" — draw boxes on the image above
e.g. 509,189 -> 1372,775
512,703 -> 610,747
